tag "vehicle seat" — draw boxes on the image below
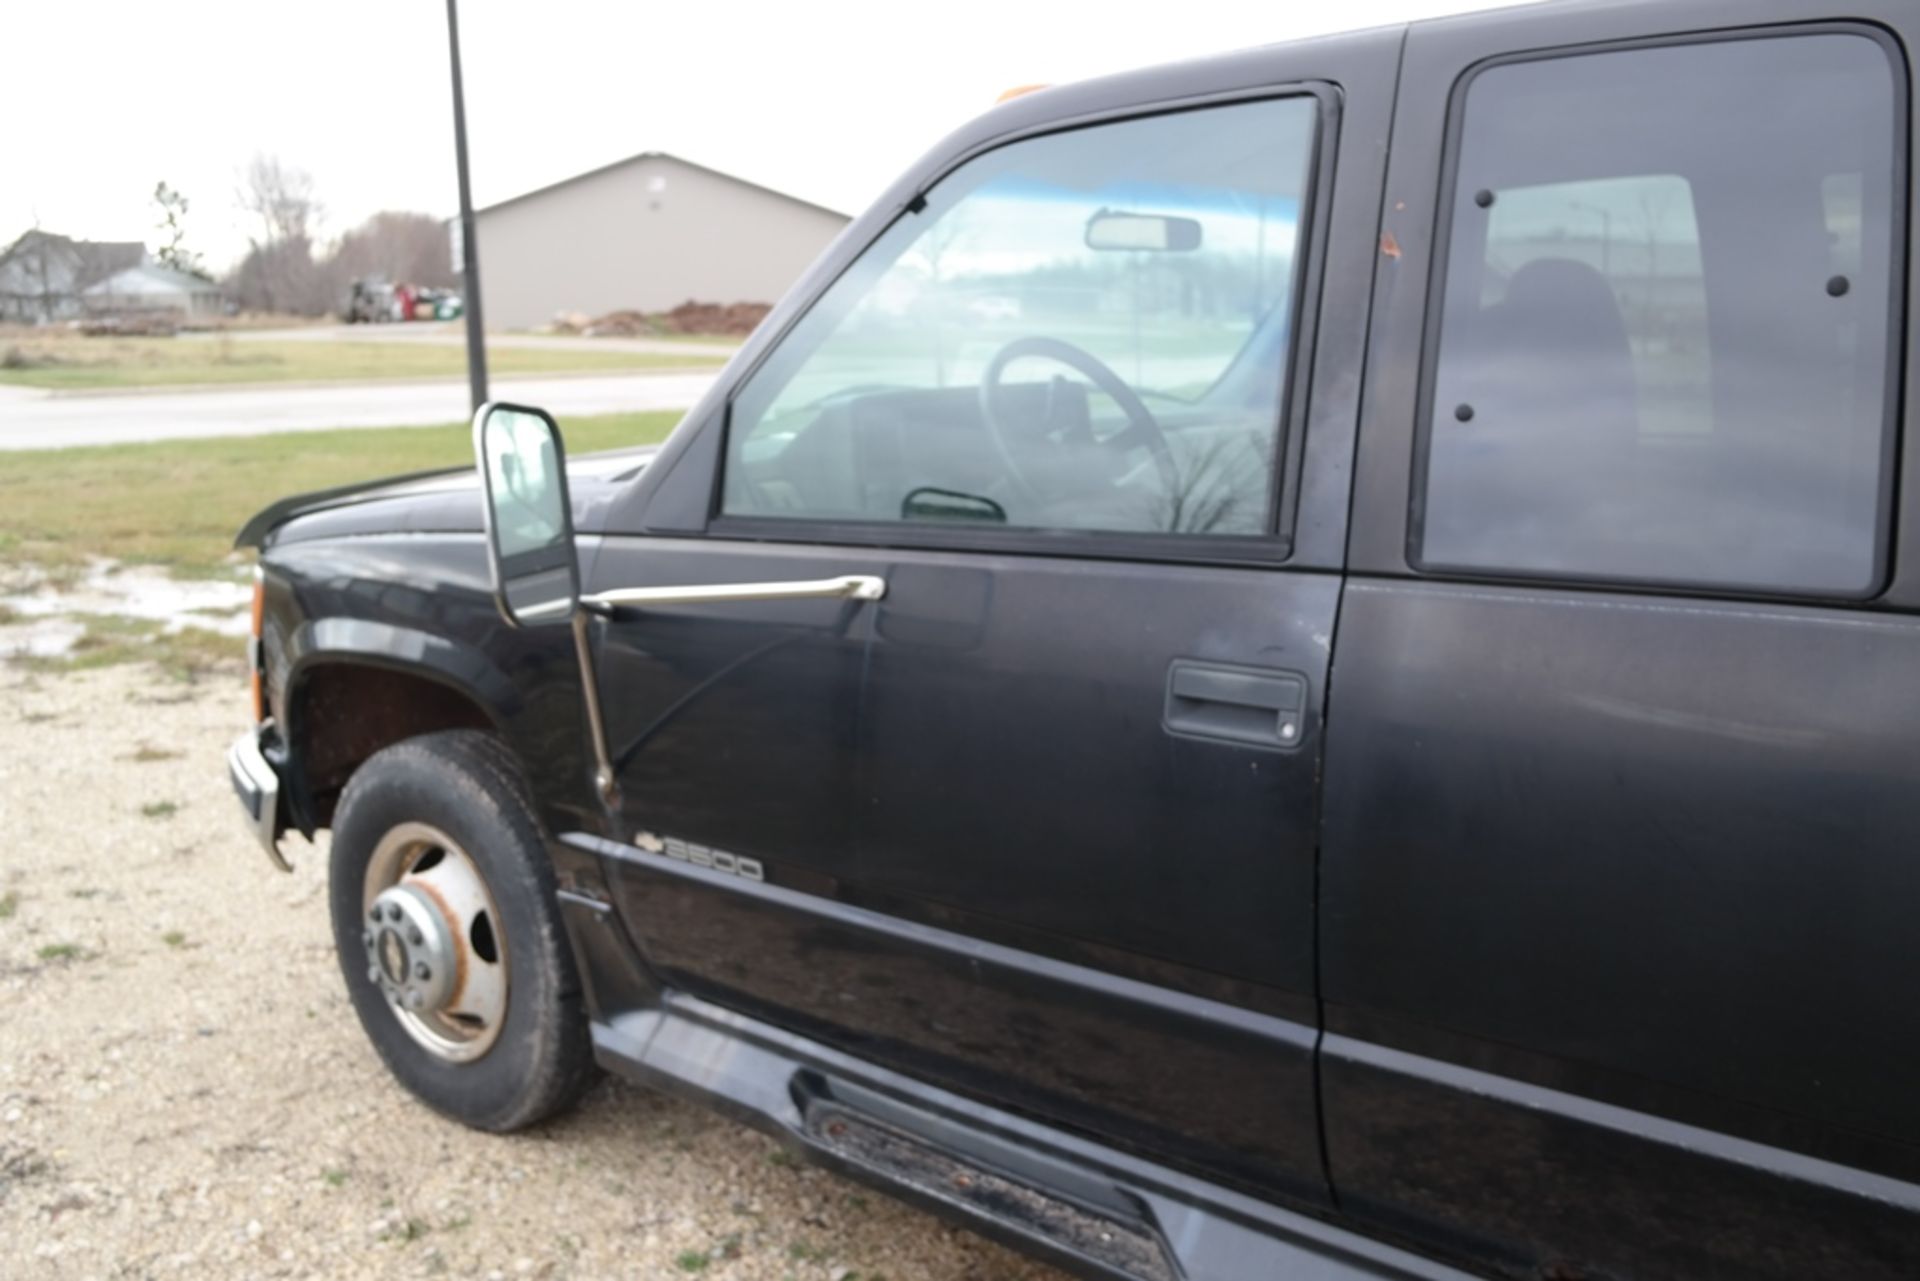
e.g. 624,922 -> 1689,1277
1477,256 -> 1639,443
1427,256 -> 1643,566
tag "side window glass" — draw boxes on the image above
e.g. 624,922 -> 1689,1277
1479,175 -> 1711,439
1419,34 -> 1898,594
724,97 -> 1319,538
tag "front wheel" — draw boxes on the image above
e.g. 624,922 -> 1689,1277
328,730 -> 597,1131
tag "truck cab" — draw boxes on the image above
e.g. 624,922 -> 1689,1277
230,2 -> 1920,1277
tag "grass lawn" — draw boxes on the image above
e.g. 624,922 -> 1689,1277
0,334 -> 726,391
0,410 -> 683,579
631,331 -> 748,345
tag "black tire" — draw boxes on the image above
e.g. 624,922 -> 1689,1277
328,729 -> 598,1131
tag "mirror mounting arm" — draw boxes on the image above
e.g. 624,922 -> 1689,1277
580,574 -> 887,617
570,574 -> 886,807
571,610 -> 620,807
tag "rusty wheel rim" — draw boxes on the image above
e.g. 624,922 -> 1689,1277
361,821 -> 508,1063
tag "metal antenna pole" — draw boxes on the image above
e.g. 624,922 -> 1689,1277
446,0 -> 487,411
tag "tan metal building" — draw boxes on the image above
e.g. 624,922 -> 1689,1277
469,152 -> 850,330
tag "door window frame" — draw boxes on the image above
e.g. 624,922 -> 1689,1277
1405,23 -> 1909,602
703,84 -> 1343,570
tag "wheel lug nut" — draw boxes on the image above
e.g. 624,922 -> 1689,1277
367,964 -> 380,984
405,991 -> 425,1010
408,927 -> 424,946
414,962 -> 431,981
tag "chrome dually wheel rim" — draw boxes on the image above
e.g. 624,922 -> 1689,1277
361,821 -> 508,1063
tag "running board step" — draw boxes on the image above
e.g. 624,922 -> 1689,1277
803,1096 -> 1178,1281
583,986 -> 1485,1281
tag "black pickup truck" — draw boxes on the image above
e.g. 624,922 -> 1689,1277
226,1 -> 1919,1276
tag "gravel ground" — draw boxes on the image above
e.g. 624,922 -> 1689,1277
0,664 -> 1068,1281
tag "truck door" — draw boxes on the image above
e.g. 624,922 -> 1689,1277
1328,3 -> 1920,1277
586,33 -> 1397,1207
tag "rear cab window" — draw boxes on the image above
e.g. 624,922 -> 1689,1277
1416,32 -> 1902,596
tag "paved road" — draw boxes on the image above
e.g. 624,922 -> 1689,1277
182,321 -> 742,358
0,372 -> 717,451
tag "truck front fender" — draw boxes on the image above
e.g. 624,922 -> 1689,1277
288,617 -> 522,722
276,619 -> 519,836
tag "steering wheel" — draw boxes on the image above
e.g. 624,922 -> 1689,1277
978,336 -> 1180,498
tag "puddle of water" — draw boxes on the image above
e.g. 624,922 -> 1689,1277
0,559 -> 252,659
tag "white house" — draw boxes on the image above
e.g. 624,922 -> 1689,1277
0,231 -> 144,323
83,262 -> 226,322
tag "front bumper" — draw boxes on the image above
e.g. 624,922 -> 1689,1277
228,723 -> 290,872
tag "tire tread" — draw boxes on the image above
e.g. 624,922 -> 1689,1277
330,729 -> 598,1132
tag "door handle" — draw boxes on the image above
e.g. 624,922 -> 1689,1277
583,574 -> 886,615
1163,660 -> 1308,750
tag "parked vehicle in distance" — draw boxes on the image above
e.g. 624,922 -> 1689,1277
343,276 -> 462,323
227,1 -> 1920,1276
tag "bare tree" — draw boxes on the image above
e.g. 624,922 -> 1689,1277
238,154 -> 321,245
18,227 -> 62,323
905,215 -> 971,385
227,239 -> 313,314
228,154 -> 327,314
325,212 -> 457,291
1153,430 -> 1257,536
151,181 -> 207,279
1635,184 -> 1680,335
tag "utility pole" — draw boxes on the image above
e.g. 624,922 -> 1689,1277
446,0 -> 487,412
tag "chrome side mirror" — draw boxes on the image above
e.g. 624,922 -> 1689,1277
474,402 -> 579,627
473,401 -> 621,805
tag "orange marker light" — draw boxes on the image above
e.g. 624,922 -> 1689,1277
249,569 -> 266,723
996,84 -> 1049,104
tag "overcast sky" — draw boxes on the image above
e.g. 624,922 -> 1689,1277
6,0 -> 1529,272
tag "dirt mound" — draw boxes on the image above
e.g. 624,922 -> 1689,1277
659,300 -> 770,335
582,309 -> 652,337
551,300 -> 771,339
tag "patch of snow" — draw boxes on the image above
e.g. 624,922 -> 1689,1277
1,559 -> 251,638
0,617 -> 87,659
0,563 -> 48,594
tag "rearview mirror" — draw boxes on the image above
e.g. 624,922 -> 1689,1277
474,401 -> 578,627
1085,209 -> 1202,252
